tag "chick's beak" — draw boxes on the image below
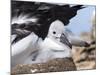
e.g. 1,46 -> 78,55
60,33 -> 72,49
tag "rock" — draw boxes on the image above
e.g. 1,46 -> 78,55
11,58 -> 76,75
72,31 -> 96,70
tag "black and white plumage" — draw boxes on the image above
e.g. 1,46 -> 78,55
11,1 -> 85,67
11,1 -> 84,43
23,20 -> 72,64
11,20 -> 71,67
11,32 -> 40,67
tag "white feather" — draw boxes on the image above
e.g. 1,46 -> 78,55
11,14 -> 38,25
11,32 -> 40,67
24,20 -> 71,64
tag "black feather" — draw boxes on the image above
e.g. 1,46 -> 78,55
11,1 -> 85,43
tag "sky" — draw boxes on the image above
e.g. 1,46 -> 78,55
66,5 -> 95,35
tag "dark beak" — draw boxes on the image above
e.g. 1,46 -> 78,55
60,33 -> 72,49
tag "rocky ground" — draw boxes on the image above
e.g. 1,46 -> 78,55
11,58 -> 76,75
72,42 -> 96,70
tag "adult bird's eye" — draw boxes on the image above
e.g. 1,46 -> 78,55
53,31 -> 56,34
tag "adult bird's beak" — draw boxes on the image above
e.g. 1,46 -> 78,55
60,33 -> 72,49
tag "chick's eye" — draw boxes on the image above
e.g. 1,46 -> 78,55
53,31 -> 56,34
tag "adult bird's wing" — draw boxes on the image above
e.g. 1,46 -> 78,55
11,1 -> 84,44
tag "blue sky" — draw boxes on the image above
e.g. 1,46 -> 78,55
66,5 -> 95,35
